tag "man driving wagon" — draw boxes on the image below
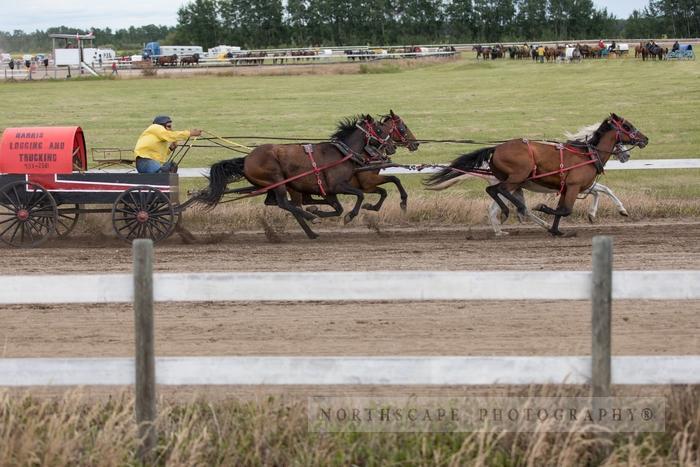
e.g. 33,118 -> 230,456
134,115 -> 202,173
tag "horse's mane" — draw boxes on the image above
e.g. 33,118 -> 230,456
563,117 -> 611,146
331,114 -> 370,141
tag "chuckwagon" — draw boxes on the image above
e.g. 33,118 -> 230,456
0,126 -> 184,247
666,44 -> 695,60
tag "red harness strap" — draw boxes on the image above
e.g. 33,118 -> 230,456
523,139 -> 538,178
524,141 -> 599,195
229,152 -> 354,202
303,144 -> 327,196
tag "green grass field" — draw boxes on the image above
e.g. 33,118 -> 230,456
2,56 -> 699,228
1,56 -> 699,166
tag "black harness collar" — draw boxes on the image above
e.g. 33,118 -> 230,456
587,145 -> 605,174
331,139 -> 390,166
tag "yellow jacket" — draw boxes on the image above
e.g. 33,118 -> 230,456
134,124 -> 192,163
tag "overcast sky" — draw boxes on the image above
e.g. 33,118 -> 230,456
1,0 -> 651,33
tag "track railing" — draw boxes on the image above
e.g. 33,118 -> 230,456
1,237 -> 699,390
3,236 -> 699,458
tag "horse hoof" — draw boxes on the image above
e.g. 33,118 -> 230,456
310,217 -> 321,225
620,210 -> 629,217
400,202 -> 407,211
549,229 -> 576,238
306,206 -> 320,214
343,214 -> 355,224
588,214 -> 596,224
495,230 -> 509,237
534,203 -> 548,213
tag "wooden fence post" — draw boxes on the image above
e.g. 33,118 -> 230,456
591,236 -> 612,398
133,239 -> 157,460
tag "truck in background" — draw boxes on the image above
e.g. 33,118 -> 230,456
143,42 -> 203,60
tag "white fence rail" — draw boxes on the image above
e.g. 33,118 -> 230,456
2,270 -> 700,305
2,356 -> 699,387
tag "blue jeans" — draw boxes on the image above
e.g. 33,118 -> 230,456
136,157 -> 174,173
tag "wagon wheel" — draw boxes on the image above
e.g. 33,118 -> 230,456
0,181 -> 58,247
112,186 -> 175,243
55,204 -> 81,237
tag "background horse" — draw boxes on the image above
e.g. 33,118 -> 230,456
290,110 -> 419,217
180,53 -> 199,66
198,115 -> 396,239
157,54 -> 177,66
425,113 -> 648,236
647,44 -> 667,60
472,45 -> 490,60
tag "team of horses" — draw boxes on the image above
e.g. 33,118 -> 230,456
634,42 -> 668,61
198,112 -> 647,239
155,54 -> 200,66
474,43 -> 672,61
474,44 -> 585,61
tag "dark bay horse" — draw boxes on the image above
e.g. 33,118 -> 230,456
425,114 -> 648,236
180,53 -> 199,66
157,54 -> 177,66
289,110 -> 419,216
198,115 -> 396,239
472,45 -> 492,60
647,44 -> 667,60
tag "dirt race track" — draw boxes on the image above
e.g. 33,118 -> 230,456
2,219 -> 699,365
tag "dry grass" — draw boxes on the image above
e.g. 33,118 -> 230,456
112,56 -> 463,81
168,189 -> 700,236
63,186 -> 700,244
1,386 -> 697,466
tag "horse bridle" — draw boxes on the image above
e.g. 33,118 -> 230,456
609,116 -> 645,147
356,118 -> 393,153
382,115 -> 411,146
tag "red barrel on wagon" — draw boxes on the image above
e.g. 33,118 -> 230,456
0,126 -> 87,174
0,125 -> 181,248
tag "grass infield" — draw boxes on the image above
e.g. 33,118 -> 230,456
1,55 -> 699,226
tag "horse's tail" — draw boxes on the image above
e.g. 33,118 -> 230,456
424,173 -> 481,191
423,147 -> 495,188
198,157 -> 246,206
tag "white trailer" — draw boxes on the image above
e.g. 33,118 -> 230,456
83,48 -> 116,65
159,45 -> 203,57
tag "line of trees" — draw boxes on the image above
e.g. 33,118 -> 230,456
0,25 -> 174,54
175,0 -> 623,48
1,0 -> 698,53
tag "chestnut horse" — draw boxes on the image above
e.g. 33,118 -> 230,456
198,115 -> 396,239
425,114 -> 648,236
289,110 -> 419,216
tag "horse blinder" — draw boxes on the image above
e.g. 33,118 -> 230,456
362,119 -> 395,154
610,116 -> 648,148
388,115 -> 419,151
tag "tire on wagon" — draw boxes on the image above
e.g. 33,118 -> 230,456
112,185 -> 177,243
0,179 -> 58,247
